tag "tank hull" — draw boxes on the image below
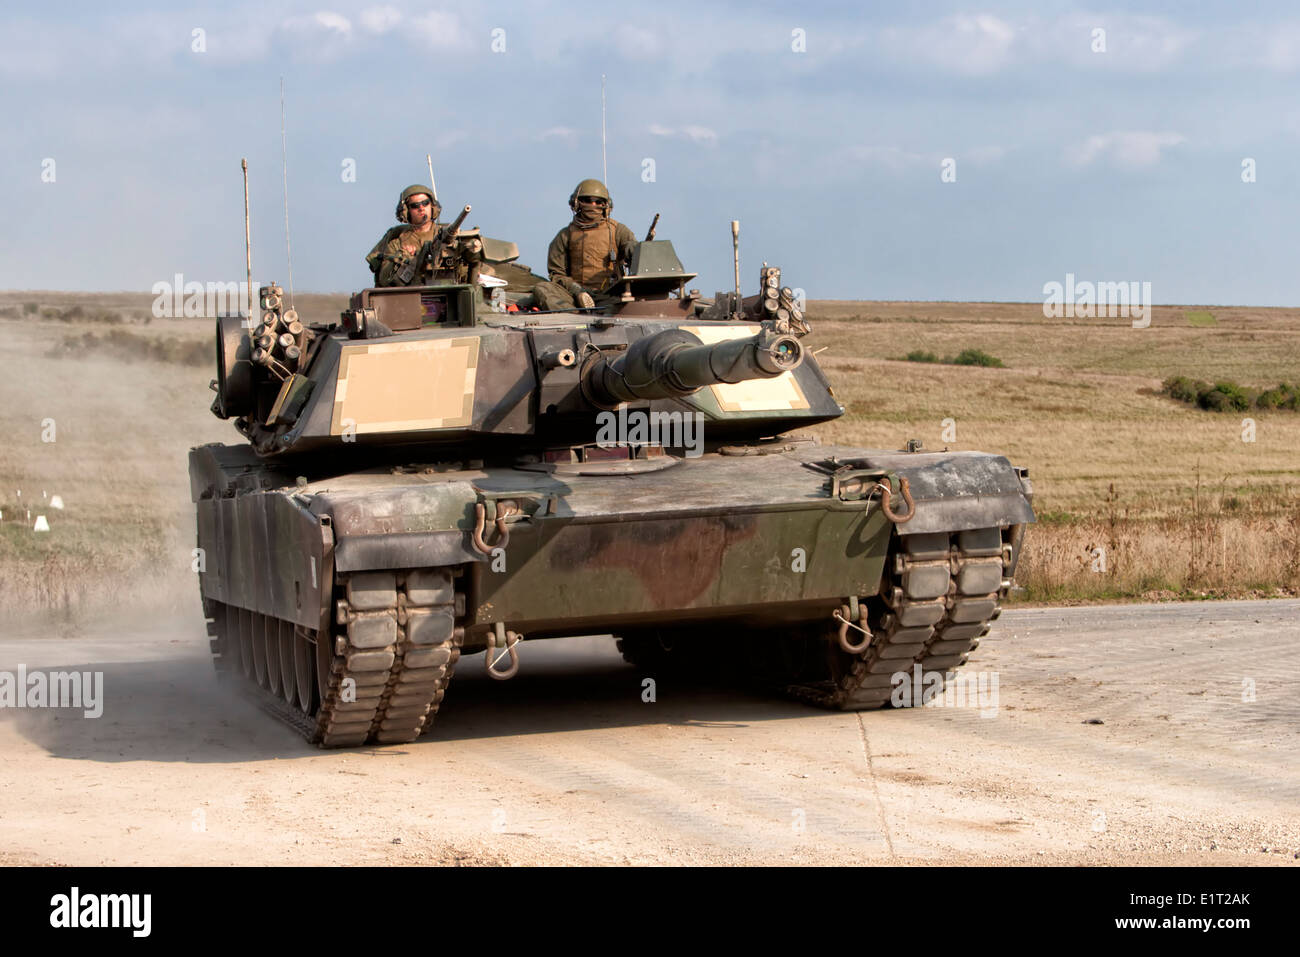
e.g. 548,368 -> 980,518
193,443 -> 1030,634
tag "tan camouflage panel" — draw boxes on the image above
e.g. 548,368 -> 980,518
330,337 -> 480,435
683,324 -> 810,413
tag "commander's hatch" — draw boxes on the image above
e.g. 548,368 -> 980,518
480,236 -> 520,264
605,240 -> 698,300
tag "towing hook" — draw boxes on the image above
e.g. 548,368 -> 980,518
875,477 -> 915,524
486,622 -> 521,680
833,603 -> 872,654
472,501 -> 517,555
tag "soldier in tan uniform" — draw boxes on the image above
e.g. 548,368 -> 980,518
365,184 -> 444,286
531,179 -> 637,311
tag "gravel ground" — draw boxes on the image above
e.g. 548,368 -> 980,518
0,599 -> 1296,866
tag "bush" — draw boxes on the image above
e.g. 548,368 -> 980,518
1256,383 -> 1299,410
951,348 -> 1004,368
1163,375 -> 1207,404
1198,382 -> 1252,413
905,350 -> 939,363
1160,375 -> 1291,413
23,302 -> 39,315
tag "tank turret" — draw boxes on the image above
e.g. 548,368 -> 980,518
208,235 -> 838,460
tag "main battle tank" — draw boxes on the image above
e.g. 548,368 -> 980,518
190,209 -> 1034,746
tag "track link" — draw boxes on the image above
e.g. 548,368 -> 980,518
204,568 -> 463,748
786,526 -> 1011,710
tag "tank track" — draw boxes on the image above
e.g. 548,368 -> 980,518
785,526 -> 1010,710
614,526 -> 1012,710
203,568 -> 464,748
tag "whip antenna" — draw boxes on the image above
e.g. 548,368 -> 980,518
241,158 -> 253,321
426,153 -> 438,204
280,75 -> 295,312
601,74 -> 607,184
731,220 -> 742,319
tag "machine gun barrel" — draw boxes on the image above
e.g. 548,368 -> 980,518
441,204 -> 471,241
581,327 -> 802,410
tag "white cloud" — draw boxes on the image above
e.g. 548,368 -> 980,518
1067,131 -> 1186,168
435,130 -> 469,150
409,10 -> 463,48
1034,14 -> 1195,71
282,11 -> 353,36
882,14 -> 1018,76
537,127 -> 580,144
843,145 -> 929,171
681,125 -> 718,145
965,145 -> 1009,164
359,6 -> 402,34
612,25 -> 664,60
878,12 -> 1202,75
1240,21 -> 1300,71
649,124 -> 719,145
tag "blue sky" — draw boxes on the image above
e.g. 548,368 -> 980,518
3,1 -> 1299,304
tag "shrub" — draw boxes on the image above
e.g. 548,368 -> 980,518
1198,382 -> 1252,413
905,350 -> 939,363
1256,383 -> 1298,410
951,348 -> 1004,368
23,302 -> 39,315
1163,375 -> 1206,404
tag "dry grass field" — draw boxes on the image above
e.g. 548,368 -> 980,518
804,301 -> 1300,601
0,292 -> 1295,622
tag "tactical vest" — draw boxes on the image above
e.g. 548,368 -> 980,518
567,219 -> 620,291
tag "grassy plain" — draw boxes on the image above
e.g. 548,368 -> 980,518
0,292 -> 1295,620
804,301 -> 1300,600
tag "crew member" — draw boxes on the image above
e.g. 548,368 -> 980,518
531,179 -> 636,310
364,184 -> 443,286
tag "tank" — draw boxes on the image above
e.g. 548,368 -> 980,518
190,212 -> 1034,747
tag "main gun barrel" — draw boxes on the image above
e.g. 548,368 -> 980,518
581,327 -> 803,409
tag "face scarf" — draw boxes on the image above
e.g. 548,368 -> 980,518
574,201 -> 606,227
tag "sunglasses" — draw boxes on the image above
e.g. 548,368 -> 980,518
577,196 -> 608,205
406,198 -> 433,210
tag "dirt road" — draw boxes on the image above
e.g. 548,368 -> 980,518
1,600 -> 1296,866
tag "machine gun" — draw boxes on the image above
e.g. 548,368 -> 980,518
395,204 -> 473,285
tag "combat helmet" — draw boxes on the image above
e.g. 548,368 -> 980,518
395,184 -> 440,223
568,178 -> 613,214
